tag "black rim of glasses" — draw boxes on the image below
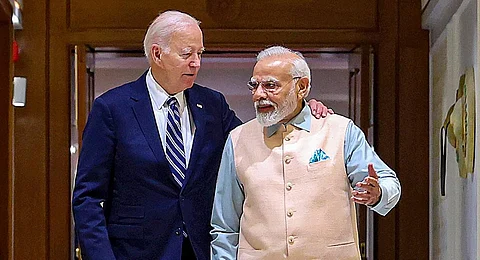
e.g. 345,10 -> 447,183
247,76 -> 302,94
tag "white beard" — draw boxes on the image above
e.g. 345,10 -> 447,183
254,87 -> 298,127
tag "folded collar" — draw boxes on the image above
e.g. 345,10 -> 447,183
266,100 -> 311,137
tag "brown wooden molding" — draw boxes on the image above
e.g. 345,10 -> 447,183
13,0 -> 49,258
206,0 -> 241,23
61,28 -> 379,49
67,0 -> 378,32
0,0 -> 12,23
0,21 -> 13,260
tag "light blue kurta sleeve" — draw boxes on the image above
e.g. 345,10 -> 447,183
210,134 -> 245,260
344,121 -> 401,216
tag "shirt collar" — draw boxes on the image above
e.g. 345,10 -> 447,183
265,100 -> 311,137
146,69 -> 186,112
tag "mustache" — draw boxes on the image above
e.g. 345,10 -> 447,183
255,99 -> 276,108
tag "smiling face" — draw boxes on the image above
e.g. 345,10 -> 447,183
150,23 -> 204,95
252,53 -> 309,126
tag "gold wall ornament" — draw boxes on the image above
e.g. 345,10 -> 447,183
440,67 -> 476,196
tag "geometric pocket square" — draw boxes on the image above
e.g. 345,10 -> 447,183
309,148 -> 330,164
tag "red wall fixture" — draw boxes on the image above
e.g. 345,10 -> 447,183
12,40 -> 18,62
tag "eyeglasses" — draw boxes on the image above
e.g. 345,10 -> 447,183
247,76 -> 301,94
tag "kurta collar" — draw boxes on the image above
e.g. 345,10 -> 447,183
266,100 -> 311,137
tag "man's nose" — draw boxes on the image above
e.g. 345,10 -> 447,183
189,60 -> 200,68
189,54 -> 201,68
252,86 -> 267,100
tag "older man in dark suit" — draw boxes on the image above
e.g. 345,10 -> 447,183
72,10 -> 329,260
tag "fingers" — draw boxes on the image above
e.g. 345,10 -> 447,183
355,178 -> 379,192
353,165 -> 382,206
307,99 -> 332,119
321,107 -> 327,117
368,163 -> 379,178
316,101 -> 327,117
307,99 -> 320,119
317,101 -> 328,118
351,190 -> 378,205
314,101 -> 324,119
351,185 -> 381,206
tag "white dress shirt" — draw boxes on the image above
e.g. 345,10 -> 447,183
146,69 -> 195,166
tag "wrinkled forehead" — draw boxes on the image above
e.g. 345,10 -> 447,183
169,24 -> 204,49
253,57 -> 294,80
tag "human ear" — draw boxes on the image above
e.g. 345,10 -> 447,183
297,78 -> 309,98
151,45 -> 162,62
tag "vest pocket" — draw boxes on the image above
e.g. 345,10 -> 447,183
307,160 -> 333,172
327,240 -> 355,247
326,240 -> 359,259
237,248 -> 267,259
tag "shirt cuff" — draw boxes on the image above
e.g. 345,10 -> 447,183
369,185 -> 389,216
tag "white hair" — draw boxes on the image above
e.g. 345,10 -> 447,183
257,46 -> 311,96
143,10 -> 201,60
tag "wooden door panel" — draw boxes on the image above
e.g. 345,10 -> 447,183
68,0 -> 377,30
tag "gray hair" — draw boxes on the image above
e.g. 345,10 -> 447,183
143,10 -> 201,60
257,46 -> 311,96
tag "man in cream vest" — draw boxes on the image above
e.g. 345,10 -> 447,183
210,46 -> 401,260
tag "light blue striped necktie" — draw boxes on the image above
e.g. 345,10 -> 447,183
165,97 -> 187,188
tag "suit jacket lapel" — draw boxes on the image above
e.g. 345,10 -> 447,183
130,72 -> 169,172
130,79 -> 211,190
183,86 -> 212,187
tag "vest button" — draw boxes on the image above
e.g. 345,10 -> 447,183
286,183 -> 293,191
285,137 -> 290,141
287,210 -> 293,217
285,157 -> 291,164
288,236 -> 295,244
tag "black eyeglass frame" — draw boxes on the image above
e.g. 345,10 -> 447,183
247,76 -> 302,94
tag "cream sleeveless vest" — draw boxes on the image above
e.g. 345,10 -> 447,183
230,114 -> 360,260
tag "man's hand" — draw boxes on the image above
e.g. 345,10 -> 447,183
307,99 -> 334,119
351,164 -> 382,206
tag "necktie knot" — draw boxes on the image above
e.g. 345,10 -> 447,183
167,97 -> 178,108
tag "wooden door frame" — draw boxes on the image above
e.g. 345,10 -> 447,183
348,45 -> 374,259
0,0 -> 13,259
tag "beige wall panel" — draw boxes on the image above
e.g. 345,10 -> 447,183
68,0 -> 377,30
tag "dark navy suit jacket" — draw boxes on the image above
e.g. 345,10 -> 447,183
72,72 -> 242,260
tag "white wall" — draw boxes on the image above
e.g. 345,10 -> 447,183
426,0 -> 479,259
94,55 -> 350,122
94,68 -> 146,97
